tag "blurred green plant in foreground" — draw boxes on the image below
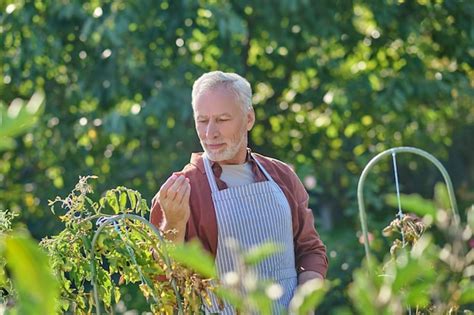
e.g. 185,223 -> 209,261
348,183 -> 474,314
40,176 -> 329,314
0,92 -> 44,152
0,186 -> 334,315
0,92 -> 58,314
1,179 -> 472,314
0,224 -> 60,315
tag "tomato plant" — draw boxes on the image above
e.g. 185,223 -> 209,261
41,176 -> 214,314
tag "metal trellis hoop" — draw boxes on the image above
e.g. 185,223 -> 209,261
357,146 -> 460,268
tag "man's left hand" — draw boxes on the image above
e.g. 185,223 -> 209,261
296,271 -> 324,315
297,271 -> 324,285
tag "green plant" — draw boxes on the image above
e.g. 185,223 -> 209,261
0,210 -> 16,308
214,242 -> 328,315
169,239 -> 331,315
382,213 -> 426,257
0,210 -> 60,315
349,184 -> 474,314
0,92 -> 44,151
41,176 -> 214,314
3,4 -> 474,312
0,92 -> 58,314
39,175 -> 331,314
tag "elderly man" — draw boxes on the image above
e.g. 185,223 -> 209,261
151,71 -> 327,313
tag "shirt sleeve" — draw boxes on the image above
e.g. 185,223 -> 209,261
290,170 -> 329,278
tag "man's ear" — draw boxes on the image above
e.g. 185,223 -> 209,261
247,108 -> 255,131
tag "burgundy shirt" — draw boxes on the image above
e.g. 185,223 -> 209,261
150,151 -> 328,277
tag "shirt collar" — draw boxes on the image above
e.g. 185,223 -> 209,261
190,148 -> 266,190
190,148 -> 255,175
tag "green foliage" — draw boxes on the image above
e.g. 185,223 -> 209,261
217,241 -> 329,314
1,0 -> 472,232
41,176 -> 213,314
350,185 -> 474,314
0,210 -> 15,309
37,176 -> 330,314
385,194 -> 437,218
0,210 -> 60,315
243,242 -> 284,266
0,92 -> 44,151
1,1 -> 474,313
289,278 -> 332,315
385,181 -> 458,220
0,210 -> 16,234
2,232 -> 60,315
167,241 -> 216,279
0,96 -> 57,314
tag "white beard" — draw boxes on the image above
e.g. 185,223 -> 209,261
201,132 -> 247,162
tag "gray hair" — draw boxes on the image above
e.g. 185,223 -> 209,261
191,71 -> 253,113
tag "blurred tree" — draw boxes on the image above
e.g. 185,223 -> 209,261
1,0 -> 473,311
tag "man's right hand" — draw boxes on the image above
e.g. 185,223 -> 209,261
155,173 -> 191,242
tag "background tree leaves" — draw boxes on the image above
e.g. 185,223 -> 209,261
1,0 -> 473,312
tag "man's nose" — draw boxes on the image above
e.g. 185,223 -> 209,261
206,121 -> 219,138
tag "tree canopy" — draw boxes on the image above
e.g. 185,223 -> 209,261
1,0 -> 473,311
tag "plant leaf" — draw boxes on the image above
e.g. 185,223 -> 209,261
289,278 -> 330,315
0,136 -> 16,151
119,190 -> 127,211
434,182 -> 451,210
0,92 -> 44,138
385,193 -> 436,217
106,191 -> 119,214
167,241 -> 216,278
127,190 -> 137,211
244,242 -> 283,266
4,232 -> 59,314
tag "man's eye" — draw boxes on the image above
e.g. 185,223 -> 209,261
197,120 -> 208,123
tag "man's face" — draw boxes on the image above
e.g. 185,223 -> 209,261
193,86 -> 254,164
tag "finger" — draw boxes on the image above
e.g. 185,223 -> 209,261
177,181 -> 191,205
167,175 -> 186,201
160,174 -> 178,199
151,185 -> 166,206
151,194 -> 157,207
151,193 -> 159,208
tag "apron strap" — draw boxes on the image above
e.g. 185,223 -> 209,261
203,152 -> 276,192
202,153 -> 220,193
251,153 -> 275,183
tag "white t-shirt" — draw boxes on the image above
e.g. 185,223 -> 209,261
220,162 -> 255,187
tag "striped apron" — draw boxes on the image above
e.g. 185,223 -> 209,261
203,154 -> 297,314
